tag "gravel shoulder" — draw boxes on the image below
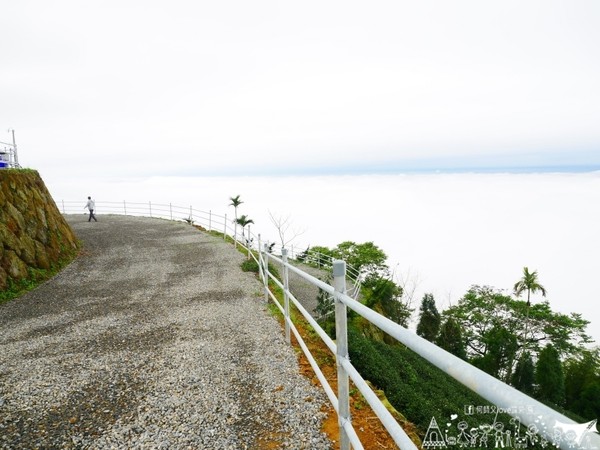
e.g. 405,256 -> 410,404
0,215 -> 331,449
269,259 -> 332,319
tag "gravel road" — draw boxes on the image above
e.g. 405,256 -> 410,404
0,215 -> 332,449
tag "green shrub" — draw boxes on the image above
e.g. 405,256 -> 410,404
347,324 -> 523,440
241,259 -> 260,273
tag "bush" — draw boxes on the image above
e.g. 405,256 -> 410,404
241,259 -> 260,273
347,325 -> 521,440
240,260 -> 281,282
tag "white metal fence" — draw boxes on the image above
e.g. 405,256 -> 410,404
58,199 -> 600,450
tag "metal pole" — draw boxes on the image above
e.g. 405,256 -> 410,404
149,201 -> 152,217
246,225 -> 252,260
11,129 -> 18,167
62,200 -> 65,214
333,260 -> 350,450
263,243 -> 270,303
258,234 -> 264,282
209,210 -> 212,231
282,248 -> 291,344
234,222 -> 238,249
223,213 -> 227,240
123,200 -> 127,215
170,203 -> 173,221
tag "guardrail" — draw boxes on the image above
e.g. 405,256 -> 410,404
58,199 -> 599,450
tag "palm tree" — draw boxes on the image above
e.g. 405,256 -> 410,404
229,195 -> 243,221
514,266 -> 547,307
514,267 -> 547,351
229,195 -> 243,241
235,214 -> 254,239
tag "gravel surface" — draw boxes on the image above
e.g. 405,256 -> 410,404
0,215 -> 332,449
269,260 -> 331,319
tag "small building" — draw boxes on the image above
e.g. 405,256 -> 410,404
0,149 -> 10,168
0,130 -> 19,169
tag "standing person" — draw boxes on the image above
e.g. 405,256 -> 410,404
84,196 -> 97,222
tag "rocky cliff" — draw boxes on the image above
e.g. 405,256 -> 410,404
0,169 -> 79,292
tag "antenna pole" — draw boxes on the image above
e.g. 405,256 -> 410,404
11,129 -> 19,167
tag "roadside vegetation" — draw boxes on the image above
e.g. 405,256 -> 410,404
288,240 -> 599,444
0,245 -> 79,304
229,195 -> 599,444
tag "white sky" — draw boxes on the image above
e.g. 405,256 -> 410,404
2,0 -> 600,175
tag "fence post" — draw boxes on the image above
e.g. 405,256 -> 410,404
61,200 -> 65,214
189,205 -> 192,223
149,201 -> 152,217
263,243 -> 270,303
170,203 -> 173,221
258,234 -> 264,283
223,213 -> 227,240
282,248 -> 291,344
209,210 -> 212,232
123,200 -> 127,215
333,260 -> 350,450
246,225 -> 252,260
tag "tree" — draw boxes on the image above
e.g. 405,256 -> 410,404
305,245 -> 335,268
229,195 -> 243,219
435,317 -> 466,359
268,211 -> 305,250
514,267 -> 547,348
362,276 -> 412,327
229,194 -> 244,239
577,382 -> 600,421
536,343 -> 565,406
443,285 -> 591,376
234,214 -> 254,239
513,267 -> 547,307
332,241 -> 388,279
416,293 -> 441,342
564,349 -> 600,420
443,286 -> 520,362
511,351 -> 535,395
471,324 -> 518,380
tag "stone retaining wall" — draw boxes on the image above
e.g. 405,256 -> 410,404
0,169 -> 79,291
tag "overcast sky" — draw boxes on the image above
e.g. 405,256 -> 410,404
2,0 -> 600,176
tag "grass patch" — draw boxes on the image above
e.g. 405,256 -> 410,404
241,259 -> 260,273
0,245 -> 80,304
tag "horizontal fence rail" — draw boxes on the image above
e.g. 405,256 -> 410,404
57,199 -> 600,450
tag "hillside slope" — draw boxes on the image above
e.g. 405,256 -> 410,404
0,169 -> 78,292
